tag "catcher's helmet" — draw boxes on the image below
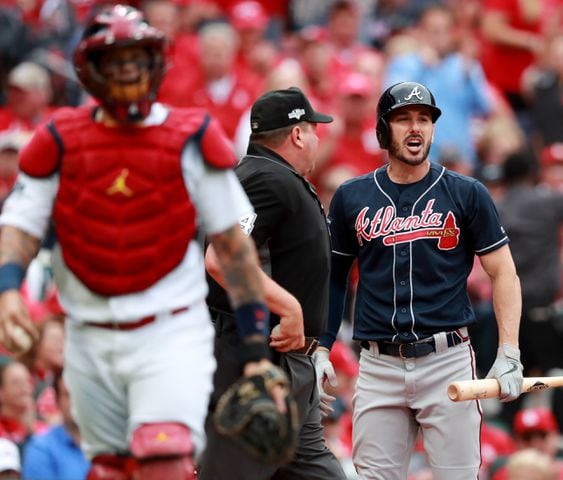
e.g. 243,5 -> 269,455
376,81 -> 441,149
73,4 -> 166,123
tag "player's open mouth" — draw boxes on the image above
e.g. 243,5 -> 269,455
406,137 -> 423,154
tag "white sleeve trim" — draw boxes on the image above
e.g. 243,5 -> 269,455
475,236 -> 509,254
332,249 -> 356,257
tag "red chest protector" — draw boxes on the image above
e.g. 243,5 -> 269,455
47,107 -> 208,296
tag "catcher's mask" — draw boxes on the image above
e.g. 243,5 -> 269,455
376,81 -> 441,149
73,4 -> 166,124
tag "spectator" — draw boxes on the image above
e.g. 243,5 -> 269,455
326,0 -> 370,69
313,71 -> 384,187
228,1 -> 279,80
318,165 -> 357,213
296,25 -> 340,113
0,438 -> 21,480
19,319 -> 65,425
0,131 -> 32,208
350,49 -> 386,103
161,21 -> 259,140
326,340 -> 359,413
475,115 -> 526,194
322,397 -> 358,480
0,361 -> 45,449
495,150 -> 563,427
385,4 -> 491,168
9,0 -> 76,53
491,407 -> 563,479
480,421 -> 518,480
145,0 -> 200,105
0,62 -> 54,134
505,449 -> 559,480
369,0 -> 441,50
233,58 -> 312,159
449,0 -> 484,60
0,8 -> 30,103
22,372 -> 90,480
540,143 -> 563,192
523,33 -> 563,151
480,0 -> 558,130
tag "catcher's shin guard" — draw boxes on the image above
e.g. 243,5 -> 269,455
88,454 -> 135,480
130,422 -> 196,480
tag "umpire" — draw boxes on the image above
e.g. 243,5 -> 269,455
199,87 -> 346,480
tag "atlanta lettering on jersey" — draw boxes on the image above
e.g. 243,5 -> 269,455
355,199 -> 460,250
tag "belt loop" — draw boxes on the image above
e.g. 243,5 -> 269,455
458,326 -> 469,340
433,332 -> 449,353
370,341 -> 380,357
305,339 -> 319,356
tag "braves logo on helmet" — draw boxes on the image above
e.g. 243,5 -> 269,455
404,86 -> 424,101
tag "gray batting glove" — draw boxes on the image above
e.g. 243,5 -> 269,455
485,344 -> 524,402
312,348 -> 338,417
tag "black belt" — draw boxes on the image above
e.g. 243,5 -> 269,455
290,337 -> 319,357
361,330 -> 468,359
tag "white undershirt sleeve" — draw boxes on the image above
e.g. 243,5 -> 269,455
181,141 -> 253,235
0,173 -> 58,239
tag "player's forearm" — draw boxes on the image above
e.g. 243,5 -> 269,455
209,225 -> 265,308
319,253 -> 354,349
491,270 -> 522,346
0,226 -> 41,268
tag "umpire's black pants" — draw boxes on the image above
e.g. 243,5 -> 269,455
197,312 -> 346,480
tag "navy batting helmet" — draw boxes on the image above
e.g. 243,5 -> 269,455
376,82 -> 441,149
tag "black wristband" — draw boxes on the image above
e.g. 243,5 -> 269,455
238,340 -> 272,367
0,263 -> 26,294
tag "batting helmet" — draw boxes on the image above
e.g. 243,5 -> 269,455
375,81 -> 441,149
73,4 -> 166,123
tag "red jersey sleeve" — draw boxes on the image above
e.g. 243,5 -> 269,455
19,121 -> 62,178
199,116 -> 237,170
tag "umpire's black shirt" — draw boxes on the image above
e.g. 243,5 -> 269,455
206,143 -> 330,337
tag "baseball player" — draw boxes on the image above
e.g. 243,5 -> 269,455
0,5 -> 277,479
313,81 -> 524,480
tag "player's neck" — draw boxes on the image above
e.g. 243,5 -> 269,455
387,160 -> 430,184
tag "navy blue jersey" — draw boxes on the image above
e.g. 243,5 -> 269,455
328,163 -> 509,343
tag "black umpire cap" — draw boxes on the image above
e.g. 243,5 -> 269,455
250,87 -> 333,133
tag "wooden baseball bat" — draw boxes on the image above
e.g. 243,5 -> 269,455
448,376 -> 563,402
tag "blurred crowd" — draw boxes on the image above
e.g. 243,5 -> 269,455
0,0 -> 561,478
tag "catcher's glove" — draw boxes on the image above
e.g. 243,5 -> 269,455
213,364 -> 299,464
